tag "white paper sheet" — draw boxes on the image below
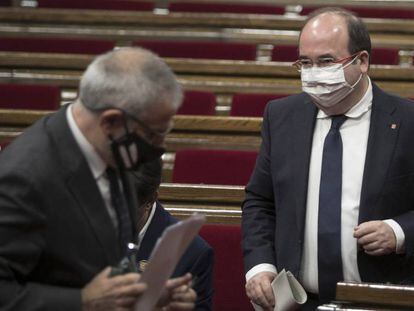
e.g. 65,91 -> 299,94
251,269 -> 307,311
134,213 -> 206,310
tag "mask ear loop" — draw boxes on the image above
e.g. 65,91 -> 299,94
120,113 -> 138,169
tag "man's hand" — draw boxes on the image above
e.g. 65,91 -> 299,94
354,221 -> 396,256
157,273 -> 197,310
245,271 -> 276,311
81,266 -> 147,311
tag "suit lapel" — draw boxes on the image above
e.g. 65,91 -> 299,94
47,105 -> 121,264
291,97 -> 318,237
359,84 -> 400,223
136,202 -> 170,261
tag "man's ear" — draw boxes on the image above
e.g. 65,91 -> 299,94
99,109 -> 125,136
359,51 -> 370,73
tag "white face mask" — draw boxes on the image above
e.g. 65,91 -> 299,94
301,59 -> 362,110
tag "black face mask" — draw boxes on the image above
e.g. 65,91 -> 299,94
110,123 -> 165,171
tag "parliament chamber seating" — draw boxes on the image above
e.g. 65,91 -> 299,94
0,83 -> 60,110
36,0 -> 154,11
199,224 -> 250,311
0,37 -> 114,54
177,90 -> 216,116
168,1 -> 284,15
230,93 -> 288,117
300,5 -> 414,19
133,40 -> 258,61
270,45 -> 298,62
172,149 -> 257,186
370,47 -> 400,65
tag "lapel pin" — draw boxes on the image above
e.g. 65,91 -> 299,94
390,123 -> 397,130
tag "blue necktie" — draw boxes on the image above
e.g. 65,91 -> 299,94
318,115 -> 347,300
106,167 -> 133,254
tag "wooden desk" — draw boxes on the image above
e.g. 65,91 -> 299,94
0,109 -> 262,151
1,8 -> 414,48
159,183 -> 244,224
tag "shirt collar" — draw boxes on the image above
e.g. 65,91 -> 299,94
137,202 -> 157,248
317,77 -> 373,119
66,103 -> 107,180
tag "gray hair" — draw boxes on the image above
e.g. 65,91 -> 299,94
79,47 -> 183,117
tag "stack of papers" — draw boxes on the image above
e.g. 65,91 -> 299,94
252,269 -> 307,311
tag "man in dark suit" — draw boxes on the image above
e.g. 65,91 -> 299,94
0,47 -> 197,310
132,159 -> 214,310
242,8 -> 414,310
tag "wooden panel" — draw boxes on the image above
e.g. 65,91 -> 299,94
158,183 -> 244,224
336,282 -> 414,308
1,8 -> 414,34
0,109 -> 262,152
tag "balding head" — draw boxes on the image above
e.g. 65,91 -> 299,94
79,47 -> 183,119
300,7 -> 371,57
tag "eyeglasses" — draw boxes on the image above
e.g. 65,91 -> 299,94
126,112 -> 173,145
292,52 -> 361,72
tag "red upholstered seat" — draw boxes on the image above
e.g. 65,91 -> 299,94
169,2 -> 284,15
172,149 -> 257,185
370,48 -> 399,65
177,91 -> 216,115
0,142 -> 9,151
0,0 -> 11,6
133,40 -> 257,60
230,93 -> 288,117
199,224 -> 251,311
37,0 -> 154,11
0,83 -> 60,110
270,45 -> 299,62
300,6 -> 414,19
0,37 -> 114,54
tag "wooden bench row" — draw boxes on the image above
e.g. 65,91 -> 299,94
2,65 -> 414,98
1,8 -> 414,50
159,183 -> 244,224
2,52 -> 414,81
0,109 -> 262,180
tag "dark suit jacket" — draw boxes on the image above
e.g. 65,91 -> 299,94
136,202 -> 214,310
0,106 -> 137,310
242,84 -> 414,285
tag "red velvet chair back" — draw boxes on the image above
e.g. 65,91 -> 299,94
0,83 -> 60,110
133,40 -> 257,61
177,90 -> 216,115
370,48 -> 399,65
169,2 -> 284,15
0,0 -> 11,6
230,93 -> 288,117
0,37 -> 114,54
270,45 -> 299,62
0,142 -> 9,151
37,0 -> 154,11
172,149 -> 257,185
300,6 -> 414,19
199,224 -> 251,310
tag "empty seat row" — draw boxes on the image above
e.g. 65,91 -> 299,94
14,1 -> 414,20
0,83 -> 285,117
0,37 -> 405,65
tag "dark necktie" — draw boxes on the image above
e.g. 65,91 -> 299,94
106,167 -> 133,254
318,115 -> 347,301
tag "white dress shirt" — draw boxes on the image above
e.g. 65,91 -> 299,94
246,79 -> 405,292
136,202 -> 157,250
66,104 -> 119,230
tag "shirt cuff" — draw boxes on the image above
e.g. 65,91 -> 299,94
384,219 -> 405,254
245,263 -> 277,281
